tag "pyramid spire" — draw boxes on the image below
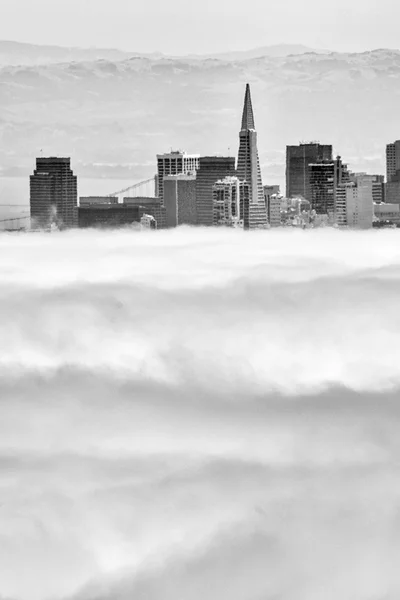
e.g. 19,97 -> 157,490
241,83 -> 255,131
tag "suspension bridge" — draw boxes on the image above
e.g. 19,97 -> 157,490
106,176 -> 157,202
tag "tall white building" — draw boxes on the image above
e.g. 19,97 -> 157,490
336,179 -> 373,229
157,151 -> 200,204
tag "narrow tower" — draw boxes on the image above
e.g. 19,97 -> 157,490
236,84 -> 268,229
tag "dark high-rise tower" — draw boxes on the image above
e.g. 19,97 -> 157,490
30,157 -> 78,229
386,141 -> 400,183
236,84 -> 267,229
286,143 -> 333,200
195,156 -> 236,226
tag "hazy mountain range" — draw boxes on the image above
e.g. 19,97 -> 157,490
1,41 -> 400,197
0,40 -> 326,66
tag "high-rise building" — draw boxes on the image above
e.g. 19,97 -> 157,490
309,156 -> 349,219
30,157 -> 78,229
267,195 -> 282,227
286,143 -> 333,200
164,174 -> 197,227
157,151 -> 199,204
385,169 -> 400,204
195,156 -> 236,226
264,185 -> 280,226
350,173 -> 385,204
336,180 -> 373,229
212,176 -> 248,228
386,141 -> 400,183
236,84 -> 268,229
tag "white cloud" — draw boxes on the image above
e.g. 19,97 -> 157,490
0,227 -> 399,600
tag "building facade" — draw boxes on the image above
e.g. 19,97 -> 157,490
336,181 -> 373,229
236,84 -> 268,229
309,156 -> 349,219
286,143 -> 332,200
195,156 -> 236,226
78,198 -> 165,229
30,157 -> 78,229
374,202 -> 400,225
267,194 -> 282,227
156,151 -> 199,204
78,204 -> 141,228
212,176 -> 248,228
386,140 -> 400,183
163,174 -> 197,227
264,184 -> 280,224
122,197 -> 166,228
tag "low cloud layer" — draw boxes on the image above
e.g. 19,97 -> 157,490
0,227 -> 400,600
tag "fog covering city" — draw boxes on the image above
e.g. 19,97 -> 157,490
0,226 -> 400,600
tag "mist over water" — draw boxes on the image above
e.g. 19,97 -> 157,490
1,227 -> 400,600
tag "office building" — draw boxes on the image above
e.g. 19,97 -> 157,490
236,84 -> 268,229
349,173 -> 385,204
30,157 -> 78,229
386,141 -> 400,183
374,202 -> 400,225
264,185 -> 281,227
195,156 -> 236,226
164,174 -> 197,227
78,198 -> 165,229
286,143 -> 332,200
122,197 -> 166,228
78,203 -> 141,228
385,169 -> 400,204
372,175 -> 385,204
268,194 -> 282,227
212,176 -> 247,228
336,180 -> 373,229
157,151 -> 199,203
309,156 -> 349,218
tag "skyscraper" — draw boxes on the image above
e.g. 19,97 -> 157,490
386,141 -> 400,183
236,84 -> 268,229
336,180 -> 373,229
212,176 -> 248,228
30,157 -> 78,229
309,156 -> 349,219
157,151 -> 199,204
164,174 -> 197,227
286,143 -> 333,200
195,156 -> 236,226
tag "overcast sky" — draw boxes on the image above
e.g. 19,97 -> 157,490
1,0 -> 399,54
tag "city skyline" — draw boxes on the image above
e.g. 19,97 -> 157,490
14,79 -> 400,232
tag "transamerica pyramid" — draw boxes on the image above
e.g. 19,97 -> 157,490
236,84 -> 268,229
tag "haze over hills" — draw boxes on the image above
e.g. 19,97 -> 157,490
0,40 -> 164,66
0,40 -> 329,67
1,46 -> 400,200
192,44 -> 330,61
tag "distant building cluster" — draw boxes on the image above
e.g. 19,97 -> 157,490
26,84 -> 400,232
